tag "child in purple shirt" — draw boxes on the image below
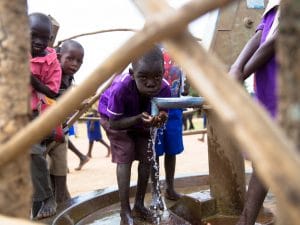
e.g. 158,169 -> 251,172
229,1 -> 280,224
99,46 -> 171,225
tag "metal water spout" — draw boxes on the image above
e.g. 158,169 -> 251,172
151,96 -> 205,116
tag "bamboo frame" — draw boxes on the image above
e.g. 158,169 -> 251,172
55,28 -> 137,47
66,74 -> 117,127
54,28 -> 201,48
134,0 -> 300,223
183,129 -> 207,136
0,0 -> 230,166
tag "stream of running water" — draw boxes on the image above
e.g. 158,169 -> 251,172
148,126 -> 166,223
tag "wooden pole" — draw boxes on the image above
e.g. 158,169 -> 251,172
276,0 -> 300,224
164,32 -> 300,225
55,28 -> 137,48
133,0 -> 300,222
0,215 -> 44,225
182,129 -> 207,136
0,0 -> 32,217
0,0 -> 232,166
54,28 -> 201,48
66,74 -> 117,127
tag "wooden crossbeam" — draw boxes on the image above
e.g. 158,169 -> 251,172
0,0 -> 231,166
134,0 -> 300,223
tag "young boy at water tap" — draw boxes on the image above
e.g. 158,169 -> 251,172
150,49 -> 185,210
229,1 -> 280,224
47,40 -> 86,203
98,46 -> 171,225
29,12 -> 61,220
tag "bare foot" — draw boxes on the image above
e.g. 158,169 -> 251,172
165,189 -> 182,201
35,197 -> 57,220
75,156 -> 90,171
132,206 -> 154,222
105,148 -> 111,158
198,137 -> 205,142
120,211 -> 134,225
86,153 -> 92,158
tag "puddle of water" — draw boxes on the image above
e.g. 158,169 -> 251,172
77,187 -> 274,225
86,213 -> 120,225
203,213 -> 274,225
73,126 -> 275,225
186,189 -> 212,201
80,206 -> 191,225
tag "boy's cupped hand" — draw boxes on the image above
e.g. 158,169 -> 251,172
141,111 -> 168,128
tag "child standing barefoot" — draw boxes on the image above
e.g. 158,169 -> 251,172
46,40 -> 85,205
55,40 -> 90,173
29,13 -> 61,220
98,46 -> 171,225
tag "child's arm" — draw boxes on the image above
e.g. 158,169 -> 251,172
229,30 -> 262,82
142,111 -> 168,128
242,33 -> 277,80
109,111 -> 168,130
31,75 -> 58,99
109,114 -> 142,130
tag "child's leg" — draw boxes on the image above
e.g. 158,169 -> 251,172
31,154 -> 56,217
50,175 -> 70,204
68,139 -> 90,170
132,161 -> 153,220
188,115 -> 195,130
30,144 -> 56,219
164,154 -> 181,200
236,170 -> 268,225
68,139 -> 89,161
86,140 -> 94,158
182,116 -> 187,130
117,163 -> 134,225
47,142 -> 71,204
99,139 -> 111,157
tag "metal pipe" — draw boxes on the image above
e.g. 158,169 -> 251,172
151,96 -> 204,116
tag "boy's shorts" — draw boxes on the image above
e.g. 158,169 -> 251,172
100,118 -> 152,164
156,109 -> 184,156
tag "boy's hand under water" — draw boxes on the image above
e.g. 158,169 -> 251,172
142,111 -> 168,128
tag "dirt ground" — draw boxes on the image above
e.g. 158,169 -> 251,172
67,119 -> 251,197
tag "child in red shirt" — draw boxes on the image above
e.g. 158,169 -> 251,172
29,12 -> 61,220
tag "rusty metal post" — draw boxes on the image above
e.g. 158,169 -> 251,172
210,0 -> 264,69
48,14 -> 59,47
206,109 -> 245,215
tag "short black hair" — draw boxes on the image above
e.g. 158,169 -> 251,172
132,45 -> 163,70
60,40 -> 84,54
28,12 -> 52,32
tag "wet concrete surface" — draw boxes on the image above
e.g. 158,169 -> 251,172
71,186 -> 274,225
48,123 -> 273,225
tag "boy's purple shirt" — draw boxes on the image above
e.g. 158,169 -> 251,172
255,7 -> 278,118
99,73 -> 171,120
